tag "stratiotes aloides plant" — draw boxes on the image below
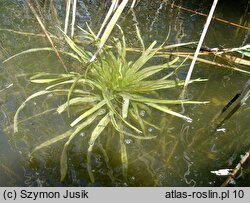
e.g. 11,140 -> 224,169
7,0 -> 208,183
12,25 -> 207,183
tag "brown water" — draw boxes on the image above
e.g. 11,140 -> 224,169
0,0 -> 250,186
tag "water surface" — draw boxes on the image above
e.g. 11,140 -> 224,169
0,0 -> 250,186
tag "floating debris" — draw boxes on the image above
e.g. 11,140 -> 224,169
216,128 -> 226,133
211,169 -> 233,176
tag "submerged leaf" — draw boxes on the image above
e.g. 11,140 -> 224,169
87,113 -> 110,183
30,72 -> 75,80
14,90 -> 50,133
31,109 -> 105,155
130,103 -> 146,135
119,132 -> 128,180
66,76 -> 82,116
60,130 -> 82,181
3,47 -> 54,63
3,47 -> 81,64
32,128 -> 75,154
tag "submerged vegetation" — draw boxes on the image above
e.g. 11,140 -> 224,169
13,23 -> 207,183
5,0 -> 208,182
1,0 -> 249,186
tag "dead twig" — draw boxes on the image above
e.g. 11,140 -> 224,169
27,0 -> 68,72
167,2 -> 250,30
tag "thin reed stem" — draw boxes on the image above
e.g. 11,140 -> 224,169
89,0 -> 128,63
97,0 -> 118,39
183,0 -> 218,88
71,0 -> 77,38
131,0 -> 137,9
64,0 -> 72,34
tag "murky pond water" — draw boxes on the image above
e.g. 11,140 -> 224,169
0,0 -> 250,186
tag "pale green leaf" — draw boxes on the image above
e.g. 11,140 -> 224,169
3,47 -> 82,63
70,100 -> 106,127
146,102 -> 192,122
122,95 -> 130,118
110,112 -> 155,139
130,103 -> 146,135
103,91 -> 142,134
133,57 -> 179,81
66,76 -> 82,116
119,92 -> 209,104
57,96 -> 100,114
